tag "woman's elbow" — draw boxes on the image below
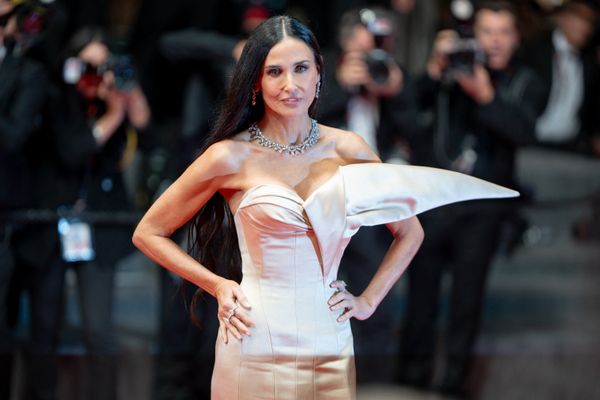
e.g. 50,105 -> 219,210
132,222 -> 153,251
414,219 -> 425,246
131,225 -> 145,250
401,217 -> 425,251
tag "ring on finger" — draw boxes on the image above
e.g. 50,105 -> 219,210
227,304 -> 239,319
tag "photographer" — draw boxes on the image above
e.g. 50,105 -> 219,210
11,26 -> 150,400
398,2 -> 547,397
319,6 -> 418,161
0,0 -> 48,396
317,6 -> 419,383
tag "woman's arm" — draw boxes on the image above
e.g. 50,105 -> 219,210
328,129 -> 424,321
132,140 -> 254,341
329,217 -> 424,322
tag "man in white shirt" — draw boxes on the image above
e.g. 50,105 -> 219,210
524,0 -> 599,151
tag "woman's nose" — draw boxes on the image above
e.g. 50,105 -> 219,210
282,72 -> 297,91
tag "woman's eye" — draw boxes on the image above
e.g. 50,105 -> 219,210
295,64 -> 308,73
267,68 -> 280,77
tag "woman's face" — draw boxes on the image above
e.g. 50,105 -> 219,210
258,37 -> 320,119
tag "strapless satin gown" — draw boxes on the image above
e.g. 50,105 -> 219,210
211,163 -> 517,399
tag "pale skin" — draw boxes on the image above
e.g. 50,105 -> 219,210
132,36 -> 424,344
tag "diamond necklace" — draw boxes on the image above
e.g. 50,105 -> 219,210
248,119 -> 319,156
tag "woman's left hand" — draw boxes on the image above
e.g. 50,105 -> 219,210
328,280 -> 376,322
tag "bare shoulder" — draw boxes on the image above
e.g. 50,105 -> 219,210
318,125 -> 381,164
185,138 -> 250,182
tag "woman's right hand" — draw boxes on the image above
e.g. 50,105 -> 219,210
214,279 -> 254,343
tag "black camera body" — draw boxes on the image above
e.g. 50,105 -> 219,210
111,54 -> 136,90
446,0 -> 485,74
365,48 -> 393,84
360,8 -> 394,84
447,37 -> 484,74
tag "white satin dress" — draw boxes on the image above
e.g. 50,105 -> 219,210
211,163 -> 517,399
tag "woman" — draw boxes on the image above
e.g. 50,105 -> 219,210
132,16 -> 516,399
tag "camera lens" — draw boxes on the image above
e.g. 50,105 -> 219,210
365,48 -> 391,84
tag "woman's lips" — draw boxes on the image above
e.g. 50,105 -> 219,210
281,97 -> 302,106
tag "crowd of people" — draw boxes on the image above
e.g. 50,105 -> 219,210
1,0 -> 599,399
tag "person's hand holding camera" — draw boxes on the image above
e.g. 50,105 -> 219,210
427,29 -> 494,104
124,86 -> 150,129
454,63 -> 494,105
337,50 -> 403,98
95,67 -> 150,137
427,29 -> 458,80
366,55 -> 403,98
337,50 -> 370,91
92,75 -> 128,146
94,79 -> 150,144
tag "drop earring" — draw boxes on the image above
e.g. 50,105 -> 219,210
251,90 -> 257,106
315,80 -> 321,99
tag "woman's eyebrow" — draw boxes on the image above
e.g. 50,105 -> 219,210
264,59 -> 311,69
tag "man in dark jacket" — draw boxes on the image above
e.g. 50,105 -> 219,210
0,1 -> 47,396
398,2 -> 547,397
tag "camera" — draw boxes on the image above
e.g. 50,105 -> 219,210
11,0 -> 53,33
63,54 -> 137,91
446,0 -> 484,74
110,54 -> 136,90
447,38 -> 483,74
360,8 -> 394,84
1,0 -> 53,48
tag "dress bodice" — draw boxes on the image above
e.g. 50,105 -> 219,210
227,163 -> 518,355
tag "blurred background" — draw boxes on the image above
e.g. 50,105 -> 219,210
1,0 -> 599,399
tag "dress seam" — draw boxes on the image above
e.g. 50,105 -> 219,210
256,275 -> 276,399
294,233 -> 299,400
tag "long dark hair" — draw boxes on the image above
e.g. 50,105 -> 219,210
188,16 -> 324,320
